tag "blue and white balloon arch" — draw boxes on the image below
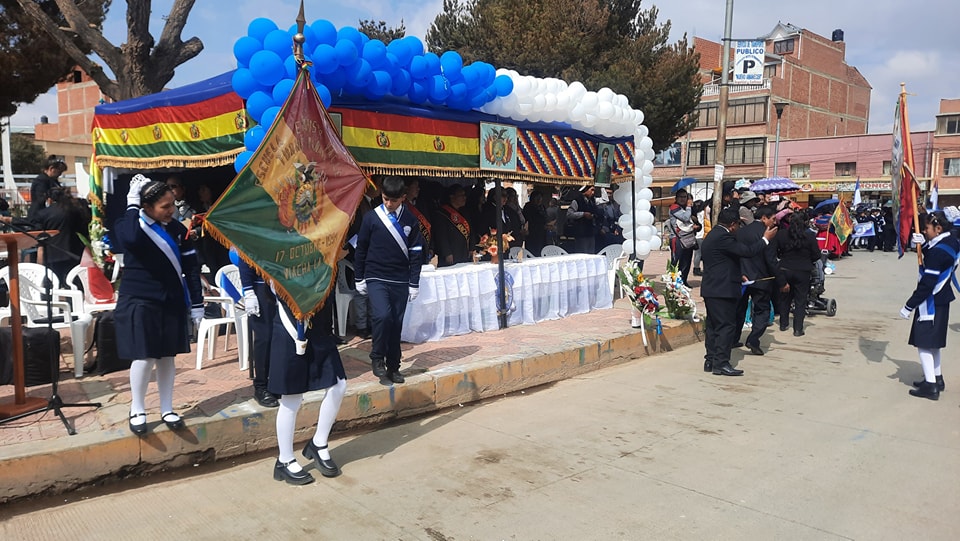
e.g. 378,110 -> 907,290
231,17 -> 660,257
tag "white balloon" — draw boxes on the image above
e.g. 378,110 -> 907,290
582,114 -> 597,127
650,235 -> 662,249
635,240 -> 651,258
636,198 -> 651,213
638,174 -> 652,188
533,94 -> 546,111
637,212 -> 654,227
622,239 -> 636,257
613,187 -> 634,207
643,148 -> 655,162
596,101 -> 614,120
617,214 -> 634,230
622,227 -> 635,240
636,123 -> 647,137
570,104 -> 586,121
581,92 -> 598,108
568,81 -> 587,98
597,87 -> 615,102
640,160 -> 654,175
638,187 -> 653,200
638,137 -> 653,151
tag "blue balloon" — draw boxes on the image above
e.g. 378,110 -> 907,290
244,125 -> 266,152
260,106 -> 281,129
235,150 -> 254,173
494,74 -> 514,97
384,53 -> 401,74
402,36 -> 424,57
469,91 -> 488,109
429,75 -> 449,101
247,18 -> 277,42
311,44 -> 338,74
311,20 -> 338,46
408,81 -> 428,104
409,56 -> 429,79
337,27 -> 363,48
283,55 -> 300,79
346,58 -> 373,87
460,64 -> 480,89
390,69 -> 412,96
481,63 -> 497,86
232,68 -> 264,99
334,40 -> 359,66
321,67 -> 347,92
372,71 -> 392,94
317,83 -> 332,108
423,52 -> 441,75
249,50 -> 285,87
272,79 -> 295,105
289,23 -> 317,48
233,36 -> 262,66
387,40 -> 412,67
440,51 -> 463,75
229,247 -> 241,266
450,82 -> 467,101
263,29 -> 293,58
246,91 -> 274,124
362,40 -> 388,69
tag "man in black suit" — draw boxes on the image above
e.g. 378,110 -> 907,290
735,205 -> 780,355
700,207 -> 777,376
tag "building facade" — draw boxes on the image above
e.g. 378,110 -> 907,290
932,98 -> 960,207
652,23 -> 873,203
31,68 -> 108,175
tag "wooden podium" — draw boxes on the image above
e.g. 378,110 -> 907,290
0,232 -> 55,418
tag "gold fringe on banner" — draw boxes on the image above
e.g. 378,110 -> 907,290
358,163 -> 633,186
95,149 -> 243,170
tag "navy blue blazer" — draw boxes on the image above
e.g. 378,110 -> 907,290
700,224 -> 768,299
354,204 -> 424,287
114,206 -> 203,311
905,233 -> 959,310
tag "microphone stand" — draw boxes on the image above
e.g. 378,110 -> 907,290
0,220 -> 101,435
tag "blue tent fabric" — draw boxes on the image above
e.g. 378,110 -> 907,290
95,71 -> 237,115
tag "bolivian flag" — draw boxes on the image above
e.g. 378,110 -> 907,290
830,201 -> 854,245
205,69 -> 368,319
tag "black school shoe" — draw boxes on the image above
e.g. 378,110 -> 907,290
255,388 -> 280,408
302,440 -> 341,478
913,376 -> 945,392
274,460 -> 315,485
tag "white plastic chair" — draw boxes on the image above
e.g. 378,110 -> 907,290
540,245 -> 569,257
195,264 -> 247,370
335,259 -> 357,338
597,244 -> 624,270
0,263 -> 92,378
64,265 -> 117,315
508,246 -> 536,260
610,254 -> 629,299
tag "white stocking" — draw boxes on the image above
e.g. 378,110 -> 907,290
312,379 -> 347,460
932,349 -> 942,377
918,348 -> 936,383
276,393 -> 303,470
129,359 -> 156,415
155,356 -> 177,414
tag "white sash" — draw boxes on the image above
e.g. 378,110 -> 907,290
138,211 -> 190,308
275,293 -> 309,355
376,204 -> 408,256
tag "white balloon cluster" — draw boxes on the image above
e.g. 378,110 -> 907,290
478,69 -> 659,259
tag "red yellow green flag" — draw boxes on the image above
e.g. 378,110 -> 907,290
204,69 -> 368,319
830,201 -> 854,244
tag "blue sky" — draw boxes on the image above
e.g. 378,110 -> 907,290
11,0 -> 958,137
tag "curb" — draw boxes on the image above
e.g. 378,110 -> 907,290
0,319 -> 703,503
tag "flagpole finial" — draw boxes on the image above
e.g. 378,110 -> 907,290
293,1 -> 306,64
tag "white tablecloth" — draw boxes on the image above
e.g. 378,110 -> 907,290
402,253 -> 612,343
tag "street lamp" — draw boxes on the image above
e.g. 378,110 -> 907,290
773,102 -> 788,177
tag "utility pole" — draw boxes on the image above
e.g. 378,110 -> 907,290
711,0 -> 734,225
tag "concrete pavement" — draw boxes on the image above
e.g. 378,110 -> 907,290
0,247 -> 703,503
1,248 -> 958,540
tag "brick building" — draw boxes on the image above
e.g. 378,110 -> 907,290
31,68 -> 108,175
652,23 -> 872,205
932,98 -> 960,207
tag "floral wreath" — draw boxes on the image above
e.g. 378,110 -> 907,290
617,260 -> 659,316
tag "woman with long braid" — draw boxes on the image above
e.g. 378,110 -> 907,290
114,175 -> 205,435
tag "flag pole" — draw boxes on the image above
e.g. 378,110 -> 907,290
293,1 -> 306,67
901,83 -> 923,265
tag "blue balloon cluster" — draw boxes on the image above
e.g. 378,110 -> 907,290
231,18 -> 515,172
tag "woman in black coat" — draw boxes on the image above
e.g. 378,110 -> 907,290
774,211 -> 822,336
114,176 -> 204,435
900,211 -> 959,400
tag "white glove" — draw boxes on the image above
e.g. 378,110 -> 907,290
127,173 -> 151,206
408,286 -> 419,302
900,306 -> 912,319
911,233 -> 925,246
243,289 -> 260,317
355,280 -> 367,296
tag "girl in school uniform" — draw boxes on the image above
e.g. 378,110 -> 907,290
268,292 -> 347,485
901,210 -> 959,400
114,175 -> 205,435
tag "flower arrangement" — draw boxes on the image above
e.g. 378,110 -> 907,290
85,220 -> 117,281
476,229 -> 515,258
660,261 -> 695,319
616,260 -> 659,316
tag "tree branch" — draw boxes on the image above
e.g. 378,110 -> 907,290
51,0 -> 123,69
13,0 -> 119,99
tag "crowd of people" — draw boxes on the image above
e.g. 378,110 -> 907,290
690,182 -> 960,392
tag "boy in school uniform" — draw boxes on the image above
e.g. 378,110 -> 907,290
354,176 -> 424,384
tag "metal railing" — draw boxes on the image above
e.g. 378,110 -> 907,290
702,79 -> 771,97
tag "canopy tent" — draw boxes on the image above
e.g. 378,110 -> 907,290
92,70 -> 634,186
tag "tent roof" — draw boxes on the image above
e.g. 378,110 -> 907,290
96,71 -> 237,115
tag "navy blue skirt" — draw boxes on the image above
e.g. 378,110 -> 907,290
115,297 -> 191,360
267,316 -> 346,396
908,304 -> 950,349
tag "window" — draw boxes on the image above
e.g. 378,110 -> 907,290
694,102 -> 719,128
945,157 -> 960,176
728,97 -> 768,125
653,142 -> 682,166
790,164 -> 810,179
687,141 -> 716,166
763,64 -> 777,78
835,162 -> 856,177
725,138 -> 766,165
774,39 -> 794,55
882,160 -> 892,176
936,115 -> 960,135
